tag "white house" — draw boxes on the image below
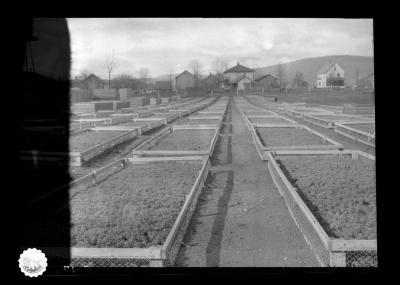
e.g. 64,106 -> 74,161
316,62 -> 345,88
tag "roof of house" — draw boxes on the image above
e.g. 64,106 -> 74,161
318,62 -> 340,74
176,70 -> 194,79
255,74 -> 278,81
234,75 -> 253,84
201,73 -> 219,82
155,81 -> 172,90
224,62 -> 254,73
86,73 -> 103,81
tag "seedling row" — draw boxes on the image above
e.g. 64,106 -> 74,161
234,96 -> 377,267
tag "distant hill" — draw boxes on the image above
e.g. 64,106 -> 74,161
149,74 -> 177,83
254,55 -> 374,87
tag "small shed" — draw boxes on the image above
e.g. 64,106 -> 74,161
201,73 -> 219,91
254,74 -> 279,90
175,70 -> 195,91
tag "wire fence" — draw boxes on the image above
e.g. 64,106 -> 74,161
268,154 -> 377,267
344,250 -> 378,267
70,257 -> 151,267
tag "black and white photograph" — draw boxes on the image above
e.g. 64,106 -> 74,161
16,17 -> 377,276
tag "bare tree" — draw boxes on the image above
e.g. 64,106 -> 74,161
138,68 -> 149,91
354,68 -> 360,87
168,65 -> 174,91
275,62 -> 287,89
212,58 -> 228,78
112,73 -> 140,89
188,60 -> 202,87
292,72 -> 305,88
105,52 -> 117,88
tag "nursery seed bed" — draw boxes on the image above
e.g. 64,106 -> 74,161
256,127 -> 331,147
193,112 -> 221,117
275,154 -> 376,240
344,123 -> 375,134
150,130 -> 215,151
70,160 -> 202,248
244,110 -> 276,116
309,114 -> 372,122
70,131 -> 127,152
178,119 -> 220,125
249,117 -> 295,124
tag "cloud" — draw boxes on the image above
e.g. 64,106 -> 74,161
67,18 -> 373,77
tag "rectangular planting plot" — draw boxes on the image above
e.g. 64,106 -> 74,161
70,130 -> 139,166
118,120 -> 165,133
249,117 -> 297,125
177,118 -> 221,126
266,150 -> 376,267
193,112 -> 222,117
244,110 -> 277,116
334,123 -> 375,148
40,156 -> 209,267
252,125 -> 342,155
291,109 -> 333,118
303,114 -> 373,129
132,127 -> 219,157
149,113 -> 179,123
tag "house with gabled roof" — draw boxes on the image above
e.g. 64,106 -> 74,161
316,62 -> 344,88
223,62 -> 255,89
254,74 -> 279,90
201,73 -> 219,91
175,70 -> 195,91
72,73 -> 106,90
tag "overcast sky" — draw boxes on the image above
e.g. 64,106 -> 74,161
67,18 -> 373,78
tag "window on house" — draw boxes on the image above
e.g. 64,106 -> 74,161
337,73 -> 340,78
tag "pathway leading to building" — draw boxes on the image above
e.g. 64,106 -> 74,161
175,96 -> 319,267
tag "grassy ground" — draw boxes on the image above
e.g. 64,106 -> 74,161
264,90 -> 375,106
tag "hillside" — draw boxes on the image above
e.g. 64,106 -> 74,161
254,55 -> 374,87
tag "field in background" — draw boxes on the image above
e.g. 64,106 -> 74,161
264,90 -> 375,106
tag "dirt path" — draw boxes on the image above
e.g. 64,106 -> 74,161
175,97 -> 319,267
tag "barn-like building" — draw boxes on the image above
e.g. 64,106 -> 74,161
72,73 -> 105,90
254,74 -> 279,90
175,70 -> 195,92
201,73 -> 219,91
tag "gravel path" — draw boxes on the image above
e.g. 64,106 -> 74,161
175,97 -> 319,267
